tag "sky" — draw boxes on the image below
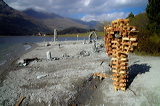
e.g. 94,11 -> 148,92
4,0 -> 148,22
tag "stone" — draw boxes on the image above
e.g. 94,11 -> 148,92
17,59 -> 24,64
37,74 -> 48,79
79,50 -> 90,57
46,51 -> 52,60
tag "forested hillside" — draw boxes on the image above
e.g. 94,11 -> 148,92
128,0 -> 160,55
57,27 -> 88,35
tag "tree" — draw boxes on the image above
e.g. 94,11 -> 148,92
146,0 -> 160,33
129,13 -> 150,38
126,12 -> 134,19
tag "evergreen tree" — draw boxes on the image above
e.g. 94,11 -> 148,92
146,0 -> 160,33
126,12 -> 134,19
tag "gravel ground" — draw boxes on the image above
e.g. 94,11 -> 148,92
0,40 -> 160,106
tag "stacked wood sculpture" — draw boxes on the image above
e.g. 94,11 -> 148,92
103,19 -> 139,91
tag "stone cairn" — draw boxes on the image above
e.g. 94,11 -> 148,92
104,19 -> 139,91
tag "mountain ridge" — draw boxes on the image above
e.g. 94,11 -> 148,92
0,0 -> 51,35
0,0 -> 100,36
22,8 -> 62,19
22,8 -> 99,30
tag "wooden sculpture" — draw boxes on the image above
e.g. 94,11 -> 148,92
104,19 -> 139,91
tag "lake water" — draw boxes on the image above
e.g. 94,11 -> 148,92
0,36 -> 89,68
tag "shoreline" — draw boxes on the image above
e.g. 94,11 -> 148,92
0,43 -> 37,86
0,40 -> 160,105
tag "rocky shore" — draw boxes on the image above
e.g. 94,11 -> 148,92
0,40 -> 160,106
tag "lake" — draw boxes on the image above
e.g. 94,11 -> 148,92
0,36 -> 90,67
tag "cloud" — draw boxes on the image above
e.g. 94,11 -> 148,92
81,12 -> 129,22
4,0 -> 148,20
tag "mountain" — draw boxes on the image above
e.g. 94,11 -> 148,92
0,0 -> 100,36
22,9 -> 99,30
23,8 -> 62,19
0,0 -> 51,36
72,19 -> 100,29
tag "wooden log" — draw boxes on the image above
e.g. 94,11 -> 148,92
123,42 -> 131,46
112,44 -> 119,48
123,18 -> 129,22
112,77 -> 119,81
132,42 -> 138,46
119,70 -> 128,73
111,40 -> 119,44
114,28 -> 121,31
112,20 -> 119,24
120,54 -> 128,58
130,38 -> 137,41
114,86 -> 118,91
120,62 -> 128,66
129,35 -> 138,38
112,73 -> 121,77
129,47 -> 134,51
113,81 -> 121,86
119,83 -> 127,87
112,76 -> 127,81
112,61 -> 119,66
109,32 -> 114,34
119,75 -> 128,79
112,69 -> 119,73
15,96 -> 26,106
128,31 -> 139,35
119,79 -> 128,82
120,58 -> 128,61
112,65 -> 119,69
114,86 -> 125,91
122,37 -> 130,40
120,87 -> 126,91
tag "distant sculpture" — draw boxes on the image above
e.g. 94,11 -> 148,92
54,29 -> 58,41
88,31 -> 98,43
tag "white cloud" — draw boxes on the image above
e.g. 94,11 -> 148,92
83,0 -> 90,6
81,12 -> 129,22
4,0 -> 148,19
34,6 -> 46,11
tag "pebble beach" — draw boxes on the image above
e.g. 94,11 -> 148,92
0,40 -> 160,106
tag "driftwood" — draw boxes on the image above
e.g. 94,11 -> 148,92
128,88 -> 137,96
100,61 -> 104,66
15,96 -> 25,106
24,57 -> 39,65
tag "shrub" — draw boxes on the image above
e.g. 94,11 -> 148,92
136,36 -> 160,55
